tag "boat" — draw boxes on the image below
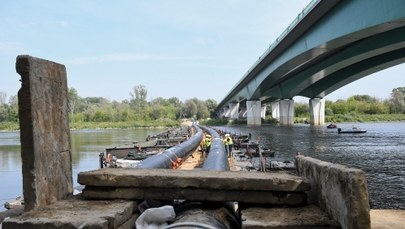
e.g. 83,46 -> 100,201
100,138 -> 172,168
327,123 -> 337,129
105,138 -> 172,158
337,127 -> 367,134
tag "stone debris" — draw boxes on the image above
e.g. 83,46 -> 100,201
2,196 -> 138,229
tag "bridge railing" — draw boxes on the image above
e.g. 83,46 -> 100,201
251,0 -> 319,72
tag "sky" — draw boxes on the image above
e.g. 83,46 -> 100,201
1,0 -> 404,104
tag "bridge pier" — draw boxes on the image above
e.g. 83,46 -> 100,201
239,107 -> 247,119
261,105 -> 267,119
279,99 -> 294,126
228,102 -> 239,120
271,101 -> 280,121
247,100 -> 261,126
309,98 -> 325,125
222,107 -> 230,118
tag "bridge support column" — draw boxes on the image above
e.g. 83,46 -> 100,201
246,100 -> 261,127
217,110 -> 222,118
309,98 -> 325,125
271,101 -> 280,121
228,102 -> 239,120
261,105 -> 267,119
239,108 -> 247,119
279,99 -> 294,126
223,107 -> 230,118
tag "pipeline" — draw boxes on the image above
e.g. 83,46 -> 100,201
136,125 -> 203,169
199,125 -> 230,171
168,125 -> 240,229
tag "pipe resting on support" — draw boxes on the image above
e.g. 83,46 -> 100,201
168,125 -> 240,229
136,125 -> 203,169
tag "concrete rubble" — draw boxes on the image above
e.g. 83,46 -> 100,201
2,196 -> 138,229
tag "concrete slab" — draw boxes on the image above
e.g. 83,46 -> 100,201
241,205 -> 339,228
2,196 -> 138,229
82,186 -> 307,205
78,168 -> 310,192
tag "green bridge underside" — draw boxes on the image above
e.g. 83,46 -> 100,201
218,0 -> 405,109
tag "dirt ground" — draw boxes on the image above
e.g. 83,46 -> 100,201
370,209 -> 405,229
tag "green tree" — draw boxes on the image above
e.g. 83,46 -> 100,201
205,99 -> 217,117
182,99 -> 198,118
389,87 -> 405,113
7,96 -> 19,122
0,92 -> 6,105
68,88 -> 81,119
130,85 -> 148,110
294,102 -> 309,117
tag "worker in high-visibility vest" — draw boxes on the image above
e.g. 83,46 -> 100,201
223,134 -> 234,158
204,134 -> 212,156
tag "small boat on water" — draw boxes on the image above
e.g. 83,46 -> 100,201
337,127 -> 367,134
327,123 -> 337,129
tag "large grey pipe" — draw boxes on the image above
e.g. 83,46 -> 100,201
136,125 -> 203,169
167,126 -> 239,229
199,125 -> 230,171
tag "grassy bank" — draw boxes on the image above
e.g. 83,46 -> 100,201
295,114 -> 405,124
1,114 -> 405,130
0,119 -> 180,131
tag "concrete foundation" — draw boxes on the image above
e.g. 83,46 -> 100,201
261,105 -> 267,119
296,156 -> 371,229
309,98 -> 325,125
239,107 -> 247,119
228,102 -> 239,120
279,99 -> 294,126
16,55 -> 72,211
78,169 -> 309,205
271,100 -> 280,121
246,100 -> 261,126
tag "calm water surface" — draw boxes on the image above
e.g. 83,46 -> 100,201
1,123 -> 404,211
220,122 -> 405,210
0,128 -> 165,211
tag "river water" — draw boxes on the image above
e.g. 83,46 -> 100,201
1,123 -> 404,211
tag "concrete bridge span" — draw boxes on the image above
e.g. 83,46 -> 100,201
217,0 -> 405,126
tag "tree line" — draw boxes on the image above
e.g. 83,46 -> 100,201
0,86 -> 404,129
67,85 -> 217,127
293,87 -> 405,123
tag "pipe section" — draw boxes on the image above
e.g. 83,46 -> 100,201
136,125 -> 203,169
199,125 -> 230,171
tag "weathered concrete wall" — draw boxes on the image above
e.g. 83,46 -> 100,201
16,55 -> 72,211
296,156 -> 370,229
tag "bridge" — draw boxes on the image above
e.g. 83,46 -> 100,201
216,0 -> 405,126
